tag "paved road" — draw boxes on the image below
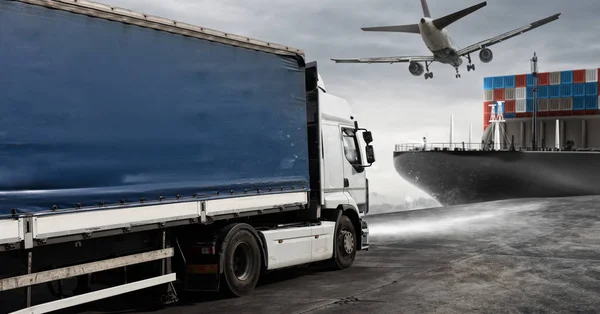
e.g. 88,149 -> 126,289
12,196 -> 600,313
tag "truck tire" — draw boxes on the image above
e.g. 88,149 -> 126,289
221,228 -> 262,297
331,214 -> 356,270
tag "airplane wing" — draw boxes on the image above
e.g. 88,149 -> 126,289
331,55 -> 435,64
456,13 -> 561,57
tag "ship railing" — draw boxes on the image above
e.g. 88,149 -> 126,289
394,142 -> 600,152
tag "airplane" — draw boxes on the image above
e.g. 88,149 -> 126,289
330,0 -> 561,79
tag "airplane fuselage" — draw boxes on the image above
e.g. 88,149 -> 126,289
418,18 -> 463,67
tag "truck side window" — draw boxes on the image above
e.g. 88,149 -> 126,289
342,128 -> 360,165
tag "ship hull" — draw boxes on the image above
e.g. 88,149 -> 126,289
393,150 -> 600,206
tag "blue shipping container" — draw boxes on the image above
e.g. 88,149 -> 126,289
526,74 -> 535,87
493,76 -> 504,89
538,85 -> 549,98
561,70 -> 573,84
560,84 -> 573,97
504,75 -> 516,88
527,86 -> 534,99
573,83 -> 586,96
504,113 -> 516,119
484,77 -> 494,90
0,1 -> 310,214
573,96 -> 586,110
494,101 -> 505,114
549,85 -> 561,98
526,99 -> 534,112
586,82 -> 598,95
586,95 -> 599,109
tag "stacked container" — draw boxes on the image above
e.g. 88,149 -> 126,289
483,68 -> 600,127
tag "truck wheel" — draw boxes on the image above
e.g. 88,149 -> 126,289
331,214 -> 356,270
222,228 -> 262,297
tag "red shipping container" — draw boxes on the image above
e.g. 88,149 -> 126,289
538,72 -> 550,85
504,100 -> 516,113
483,101 -> 494,113
493,88 -> 505,101
573,69 -> 586,83
516,74 -> 527,87
483,112 -> 491,129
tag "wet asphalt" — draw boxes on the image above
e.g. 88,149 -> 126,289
9,195 -> 600,314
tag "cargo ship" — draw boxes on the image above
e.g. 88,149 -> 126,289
393,67 -> 600,206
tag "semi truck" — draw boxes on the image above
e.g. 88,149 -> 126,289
0,0 -> 376,312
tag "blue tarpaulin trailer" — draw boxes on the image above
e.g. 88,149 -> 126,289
0,0 -> 309,216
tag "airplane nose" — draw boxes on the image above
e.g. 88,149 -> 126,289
420,18 -> 426,24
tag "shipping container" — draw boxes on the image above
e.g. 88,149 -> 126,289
538,72 -> 550,85
550,98 -> 562,111
515,87 -> 527,99
559,98 -> 573,111
484,101 -> 495,113
573,96 -> 585,110
526,99 -> 534,112
516,74 -> 527,87
504,75 -> 516,88
504,88 -> 515,100
538,85 -> 549,98
504,112 -> 516,119
560,84 -> 573,97
586,95 -> 599,109
483,112 -> 491,129
538,99 -> 549,111
527,86 -> 534,99
494,101 -> 505,115
516,112 -> 533,118
493,76 -> 504,89
516,99 -> 527,112
573,83 -> 586,96
549,85 -> 560,98
484,77 -> 494,90
549,71 -> 561,85
526,74 -> 535,87
484,89 -> 494,101
493,88 -> 505,101
561,70 -> 573,84
573,69 -> 586,83
586,82 -> 598,95
586,68 -> 598,82
504,99 -> 516,113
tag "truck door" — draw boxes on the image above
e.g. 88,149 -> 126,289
340,126 -> 367,208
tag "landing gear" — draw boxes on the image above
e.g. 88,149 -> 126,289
455,67 -> 461,79
466,53 -> 475,71
424,61 -> 433,80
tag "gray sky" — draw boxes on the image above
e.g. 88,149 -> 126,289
100,0 -> 593,204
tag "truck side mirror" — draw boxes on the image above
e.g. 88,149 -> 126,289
362,131 -> 373,144
365,145 -> 375,164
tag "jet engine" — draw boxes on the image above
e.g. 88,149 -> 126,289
408,62 -> 425,76
479,48 -> 493,63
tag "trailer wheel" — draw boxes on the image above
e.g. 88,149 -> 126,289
222,228 -> 262,297
331,214 -> 356,270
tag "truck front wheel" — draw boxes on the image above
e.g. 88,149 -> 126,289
222,228 -> 262,297
331,214 -> 356,269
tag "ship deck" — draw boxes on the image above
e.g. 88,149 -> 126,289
4,195 -> 600,313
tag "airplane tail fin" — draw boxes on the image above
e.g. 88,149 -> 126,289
420,0 -> 431,18
361,24 -> 420,34
432,1 -> 487,30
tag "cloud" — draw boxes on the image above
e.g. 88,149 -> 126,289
98,0 -> 588,204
